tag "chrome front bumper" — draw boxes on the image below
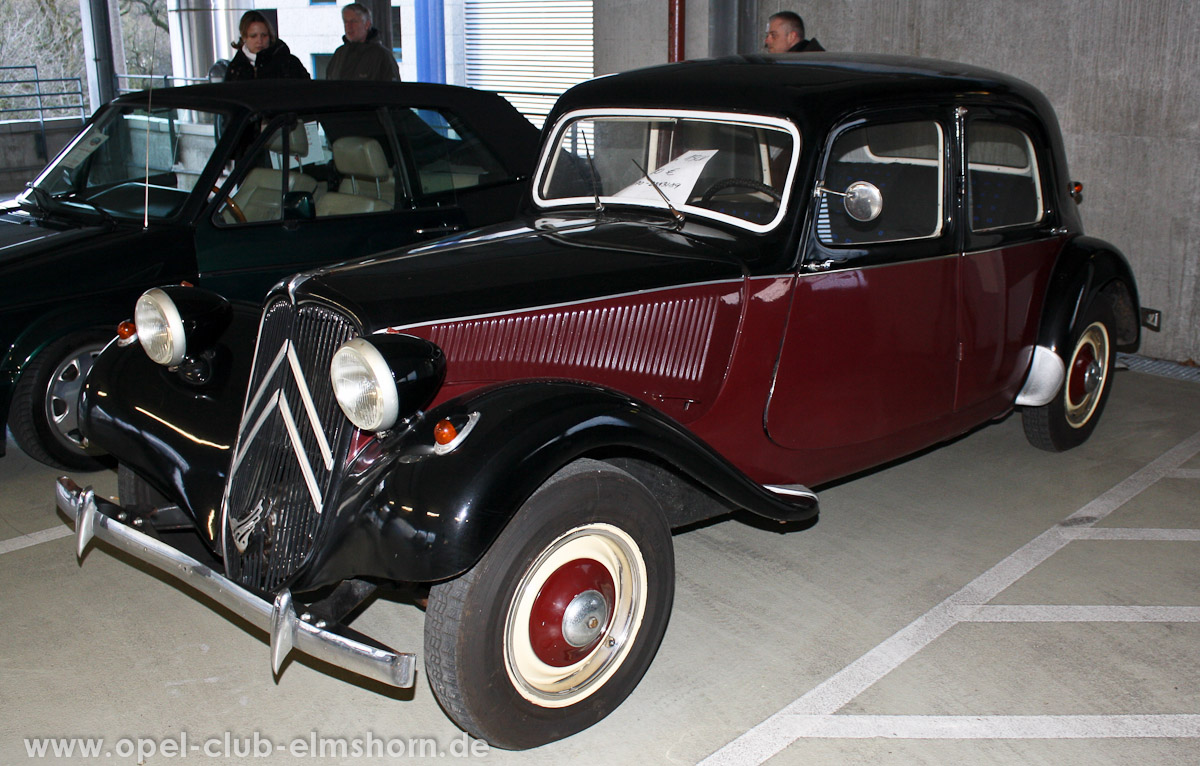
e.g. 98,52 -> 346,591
54,477 -> 415,689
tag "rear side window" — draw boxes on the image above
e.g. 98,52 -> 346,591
967,122 -> 1043,231
817,120 -> 945,246
393,107 -> 511,195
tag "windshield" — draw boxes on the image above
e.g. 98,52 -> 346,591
21,103 -> 226,221
535,109 -> 799,232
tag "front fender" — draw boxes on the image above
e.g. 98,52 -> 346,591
80,300 -> 261,540
299,381 -> 818,588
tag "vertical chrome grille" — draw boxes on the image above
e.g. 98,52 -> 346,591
222,299 -> 358,592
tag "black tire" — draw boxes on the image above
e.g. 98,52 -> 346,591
1022,299 -> 1116,452
424,459 -> 674,749
9,331 -> 113,471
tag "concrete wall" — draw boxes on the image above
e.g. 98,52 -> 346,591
0,118 -> 86,196
594,0 -> 1200,364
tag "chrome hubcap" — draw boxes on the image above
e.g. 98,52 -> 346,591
562,589 -> 609,648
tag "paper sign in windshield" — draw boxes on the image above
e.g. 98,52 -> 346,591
614,149 -> 717,205
58,127 -> 109,170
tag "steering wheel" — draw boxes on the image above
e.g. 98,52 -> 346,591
700,177 -> 782,202
212,185 -> 246,223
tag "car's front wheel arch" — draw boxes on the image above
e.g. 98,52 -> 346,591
423,458 -> 674,749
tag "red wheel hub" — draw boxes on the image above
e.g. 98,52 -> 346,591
528,559 -> 615,667
1068,343 -> 1097,406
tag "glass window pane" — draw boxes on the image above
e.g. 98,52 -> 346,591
818,120 -> 944,245
968,122 -> 1043,231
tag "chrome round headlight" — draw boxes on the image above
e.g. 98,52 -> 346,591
330,338 -> 400,432
134,288 -> 186,366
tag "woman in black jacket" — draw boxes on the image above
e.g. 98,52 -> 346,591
225,11 -> 310,81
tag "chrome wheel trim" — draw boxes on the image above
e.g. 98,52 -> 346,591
1064,321 -> 1110,429
43,342 -> 106,455
504,523 -> 648,708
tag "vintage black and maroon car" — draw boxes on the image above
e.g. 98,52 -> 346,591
57,54 -> 1141,748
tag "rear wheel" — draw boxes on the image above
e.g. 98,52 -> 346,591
424,459 -> 674,749
9,331 -> 112,470
1022,300 -> 1115,451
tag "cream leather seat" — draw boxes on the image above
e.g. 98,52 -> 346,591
316,136 -> 394,217
229,124 -> 319,222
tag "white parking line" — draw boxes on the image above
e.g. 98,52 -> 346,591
964,604 -> 1200,622
702,428 -> 1200,765
757,714 -> 1200,739
0,525 -> 72,556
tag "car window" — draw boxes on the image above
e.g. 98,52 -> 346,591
27,105 -> 224,221
218,110 -> 400,224
967,121 -> 1043,231
393,107 -> 512,196
535,109 -> 798,233
817,119 -> 944,246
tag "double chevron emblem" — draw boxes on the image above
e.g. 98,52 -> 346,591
225,339 -> 336,552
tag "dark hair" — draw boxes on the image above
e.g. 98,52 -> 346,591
769,11 -> 806,39
235,10 -> 277,48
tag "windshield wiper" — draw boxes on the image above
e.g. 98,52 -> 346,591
580,132 -> 604,214
630,159 -> 684,225
21,183 -> 53,218
70,195 -> 118,227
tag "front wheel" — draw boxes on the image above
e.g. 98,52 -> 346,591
9,331 -> 113,470
424,459 -> 674,749
1022,300 -> 1116,452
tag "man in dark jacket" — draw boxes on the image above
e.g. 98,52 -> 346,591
327,3 -> 401,81
764,11 -> 825,53
225,11 -> 310,81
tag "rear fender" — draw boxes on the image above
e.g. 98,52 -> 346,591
1019,236 -> 1140,404
1036,235 -> 1140,357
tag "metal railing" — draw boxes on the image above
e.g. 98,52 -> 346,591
0,65 -> 87,123
0,65 -> 87,161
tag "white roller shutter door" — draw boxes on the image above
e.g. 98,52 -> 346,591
464,0 -> 593,127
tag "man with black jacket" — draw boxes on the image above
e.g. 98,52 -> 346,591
764,11 -> 825,53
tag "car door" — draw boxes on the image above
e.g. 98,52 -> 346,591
766,111 -> 961,464
193,108 -> 472,302
955,107 -> 1063,413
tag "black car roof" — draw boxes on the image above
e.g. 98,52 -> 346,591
111,79 -> 541,175
549,53 -> 1058,133
114,79 -> 516,115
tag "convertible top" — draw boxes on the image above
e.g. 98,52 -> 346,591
111,80 -> 540,172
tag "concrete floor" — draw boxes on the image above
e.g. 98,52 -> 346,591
2,367 -> 1197,765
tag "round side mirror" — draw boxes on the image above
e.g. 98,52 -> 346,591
843,180 -> 883,222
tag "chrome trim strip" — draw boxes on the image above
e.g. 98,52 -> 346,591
286,343 -> 334,470
533,107 -> 801,234
277,394 -> 324,513
55,477 -> 415,689
1015,345 -> 1066,407
379,275 -> 758,334
764,483 -> 819,502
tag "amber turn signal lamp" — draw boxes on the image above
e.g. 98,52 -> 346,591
433,419 -> 458,446
116,320 -> 137,340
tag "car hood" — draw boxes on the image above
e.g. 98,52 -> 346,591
289,213 -> 754,334
0,208 -> 105,265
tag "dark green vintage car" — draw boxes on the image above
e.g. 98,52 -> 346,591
1,79 -> 539,469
